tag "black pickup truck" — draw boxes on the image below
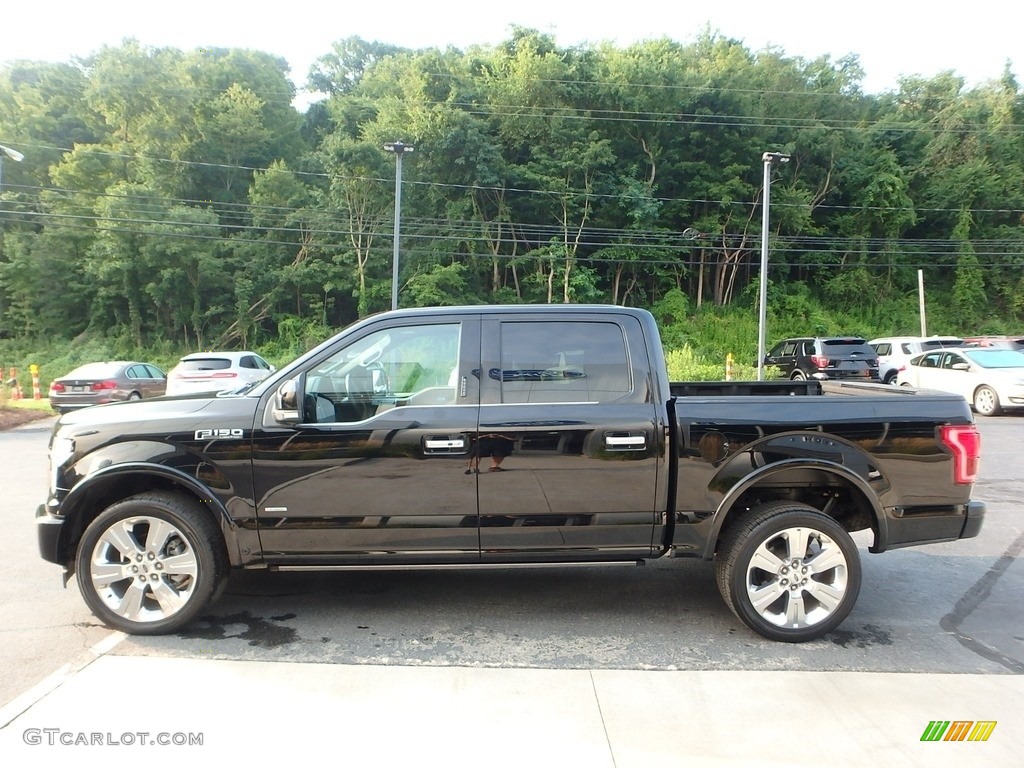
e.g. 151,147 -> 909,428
37,305 -> 985,642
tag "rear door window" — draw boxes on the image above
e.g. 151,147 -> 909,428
497,321 -> 631,404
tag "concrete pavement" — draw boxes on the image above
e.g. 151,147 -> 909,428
4,415 -> 1020,766
0,651 -> 1020,767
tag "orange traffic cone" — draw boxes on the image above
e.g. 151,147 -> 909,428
30,365 -> 42,400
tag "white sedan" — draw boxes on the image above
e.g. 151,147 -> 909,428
896,348 -> 1024,416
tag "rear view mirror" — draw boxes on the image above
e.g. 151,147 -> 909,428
952,362 -> 970,371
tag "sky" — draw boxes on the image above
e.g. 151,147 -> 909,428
2,0 -> 1020,101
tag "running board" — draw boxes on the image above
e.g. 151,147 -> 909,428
273,560 -> 646,572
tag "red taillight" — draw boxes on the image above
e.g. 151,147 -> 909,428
50,382 -> 66,393
940,424 -> 981,485
810,354 -> 829,368
210,372 -> 238,379
90,380 -> 118,391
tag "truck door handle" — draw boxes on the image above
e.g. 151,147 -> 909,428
424,435 -> 468,454
605,433 -> 647,450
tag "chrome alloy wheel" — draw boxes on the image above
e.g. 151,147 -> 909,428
744,525 -> 851,629
87,515 -> 199,623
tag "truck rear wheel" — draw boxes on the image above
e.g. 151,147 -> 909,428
715,502 -> 861,642
75,492 -> 227,635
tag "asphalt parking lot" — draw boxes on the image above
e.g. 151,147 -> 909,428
1,414 -> 1021,765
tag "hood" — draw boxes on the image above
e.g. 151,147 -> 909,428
53,392 -> 261,441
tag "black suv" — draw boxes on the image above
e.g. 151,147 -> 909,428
765,337 -> 879,381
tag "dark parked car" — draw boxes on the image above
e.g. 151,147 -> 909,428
48,361 -> 167,413
765,337 -> 879,381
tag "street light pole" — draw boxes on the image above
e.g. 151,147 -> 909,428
0,144 -> 25,198
756,151 -> 790,381
383,141 -> 413,311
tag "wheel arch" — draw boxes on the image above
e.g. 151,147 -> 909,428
702,459 -> 887,559
55,464 -> 235,572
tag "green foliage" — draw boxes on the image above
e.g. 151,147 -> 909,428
664,346 -> 728,381
2,32 -> 1023,364
259,316 -> 333,362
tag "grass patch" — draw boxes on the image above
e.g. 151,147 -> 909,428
0,390 -> 56,412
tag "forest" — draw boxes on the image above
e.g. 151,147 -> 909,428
0,29 -> 1022,380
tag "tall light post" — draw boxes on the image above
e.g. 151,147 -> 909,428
383,141 -> 413,311
756,151 -> 790,381
0,144 -> 25,197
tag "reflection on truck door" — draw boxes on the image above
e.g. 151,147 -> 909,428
251,318 -> 483,563
476,314 -> 661,561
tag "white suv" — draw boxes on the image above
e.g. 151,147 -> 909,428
166,351 -> 275,396
868,336 -> 965,384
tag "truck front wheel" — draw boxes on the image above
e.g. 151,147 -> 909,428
715,502 -> 861,642
75,492 -> 227,635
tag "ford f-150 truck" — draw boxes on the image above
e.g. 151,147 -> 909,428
37,305 -> 985,642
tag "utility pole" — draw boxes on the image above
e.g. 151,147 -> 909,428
383,141 -> 413,311
757,151 -> 790,381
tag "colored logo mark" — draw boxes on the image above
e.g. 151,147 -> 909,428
921,720 -> 997,742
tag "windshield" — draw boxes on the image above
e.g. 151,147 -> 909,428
964,350 -> 1024,369
178,358 -> 233,371
822,340 -> 874,356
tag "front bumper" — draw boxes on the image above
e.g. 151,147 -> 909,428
37,503 -> 66,564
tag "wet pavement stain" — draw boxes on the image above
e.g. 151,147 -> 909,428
829,623 -> 893,649
180,610 -> 298,648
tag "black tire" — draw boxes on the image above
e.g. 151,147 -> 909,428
791,370 -> 806,381
715,501 -> 861,642
973,385 -> 1002,417
127,391 -> 142,401
883,371 -> 898,385
75,492 -> 227,635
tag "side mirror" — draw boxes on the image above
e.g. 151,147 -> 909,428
952,362 -> 970,371
272,378 -> 302,424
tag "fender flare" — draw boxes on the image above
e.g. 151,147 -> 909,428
57,462 -> 234,561
700,458 -> 888,559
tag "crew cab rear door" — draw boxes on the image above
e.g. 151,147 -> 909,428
476,311 -> 661,561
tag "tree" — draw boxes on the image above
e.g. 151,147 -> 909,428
950,210 -> 986,329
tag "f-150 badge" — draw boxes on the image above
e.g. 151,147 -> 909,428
194,428 -> 244,440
